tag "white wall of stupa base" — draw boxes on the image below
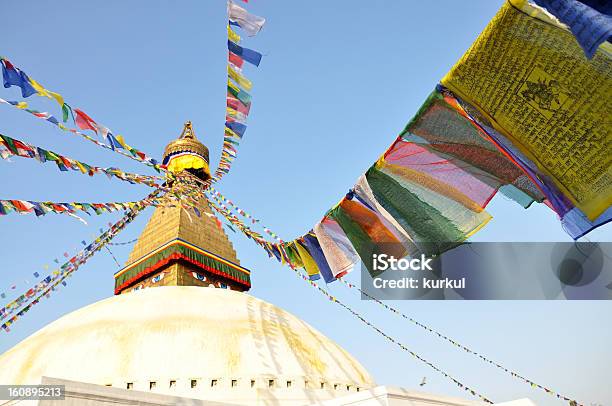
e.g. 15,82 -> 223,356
29,377 -> 534,406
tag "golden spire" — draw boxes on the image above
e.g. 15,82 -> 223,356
162,121 -> 211,179
113,122 -> 250,295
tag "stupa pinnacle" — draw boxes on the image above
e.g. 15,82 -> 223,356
162,120 -> 211,180
113,122 -> 251,294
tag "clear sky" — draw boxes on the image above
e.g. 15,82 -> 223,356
0,1 -> 610,405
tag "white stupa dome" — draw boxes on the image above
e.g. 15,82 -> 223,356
0,286 -> 374,405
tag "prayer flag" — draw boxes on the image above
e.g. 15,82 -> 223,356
228,64 -> 252,91
228,1 -> 266,36
228,40 -> 263,66
532,0 -> 612,58
1,59 -> 37,97
441,0 -> 612,220
226,122 -> 247,137
74,109 -> 98,133
229,52 -> 244,69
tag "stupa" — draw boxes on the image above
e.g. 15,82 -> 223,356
0,123 -> 531,406
0,123 -> 375,405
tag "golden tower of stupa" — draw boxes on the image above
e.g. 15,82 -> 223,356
113,122 -> 251,294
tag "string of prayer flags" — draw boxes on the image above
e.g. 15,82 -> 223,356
0,133 -> 161,187
0,97 -> 162,171
0,197 -> 161,218
0,272 -> 41,302
69,107 -> 160,168
214,1 -> 265,181
107,238 -> 138,246
299,272 -> 495,403
207,186 -> 284,242
1,57 -> 63,106
444,86 -> 612,239
340,279 -> 584,405
441,0 -> 611,221
1,192 -> 156,331
0,57 -> 161,170
532,0 -> 612,59
206,198 -> 265,242
390,88 -> 545,210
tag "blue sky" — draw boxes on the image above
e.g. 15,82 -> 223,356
0,1 -> 610,405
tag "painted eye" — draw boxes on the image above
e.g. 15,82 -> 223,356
192,272 -> 207,282
151,273 -> 164,284
220,283 -> 228,289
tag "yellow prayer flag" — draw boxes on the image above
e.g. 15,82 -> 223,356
441,0 -> 612,220
227,79 -> 241,94
74,161 -> 88,174
224,127 -> 240,139
227,65 -> 252,91
49,91 -> 64,107
29,78 -> 47,95
228,26 -> 241,43
295,241 -> 320,278
115,135 -> 128,148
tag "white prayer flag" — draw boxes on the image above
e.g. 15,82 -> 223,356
228,1 -> 266,36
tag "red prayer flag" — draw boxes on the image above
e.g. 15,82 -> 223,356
228,52 -> 244,69
10,200 -> 31,212
74,109 -> 98,133
227,95 -> 250,114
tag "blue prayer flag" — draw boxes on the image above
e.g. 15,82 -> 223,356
302,233 -> 336,283
228,40 -> 262,67
533,0 -> 612,58
226,122 -> 247,138
1,60 -> 37,97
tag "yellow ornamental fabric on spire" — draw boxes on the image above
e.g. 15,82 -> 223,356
166,154 -> 211,176
441,0 -> 612,220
